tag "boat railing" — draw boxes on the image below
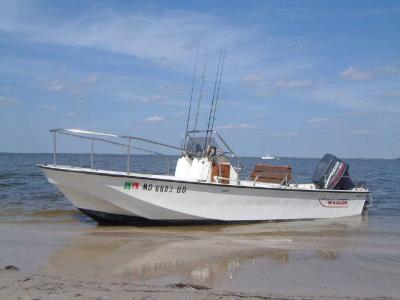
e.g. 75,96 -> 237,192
250,172 -> 292,187
49,128 -> 184,175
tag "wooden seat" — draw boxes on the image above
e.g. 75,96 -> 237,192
250,164 -> 292,184
212,163 -> 230,184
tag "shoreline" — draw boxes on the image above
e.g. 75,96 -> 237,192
1,217 -> 400,299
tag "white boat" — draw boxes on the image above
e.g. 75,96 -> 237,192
260,145 -> 279,160
39,128 -> 370,224
38,52 -> 370,224
261,154 -> 279,160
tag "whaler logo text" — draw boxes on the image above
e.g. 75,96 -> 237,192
319,198 -> 349,208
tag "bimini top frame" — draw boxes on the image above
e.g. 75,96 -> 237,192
181,130 -> 238,158
181,129 -> 243,173
50,128 -> 242,176
50,128 -> 185,175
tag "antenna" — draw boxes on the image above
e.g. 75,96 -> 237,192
193,48 -> 207,131
210,49 -> 226,135
204,48 -> 223,152
183,48 -> 199,149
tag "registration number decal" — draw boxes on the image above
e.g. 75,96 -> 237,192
319,198 -> 349,208
124,182 -> 186,193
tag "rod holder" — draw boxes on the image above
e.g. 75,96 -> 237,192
53,132 -> 57,165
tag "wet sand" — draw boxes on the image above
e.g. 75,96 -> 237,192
1,215 -> 400,299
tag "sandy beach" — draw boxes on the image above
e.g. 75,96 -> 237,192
1,214 -> 399,299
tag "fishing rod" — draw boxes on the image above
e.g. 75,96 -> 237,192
183,48 -> 199,149
204,48 -> 223,152
210,48 -> 226,135
193,48 -> 207,132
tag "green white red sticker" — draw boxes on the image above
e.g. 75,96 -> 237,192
124,182 -> 186,193
124,182 -> 140,190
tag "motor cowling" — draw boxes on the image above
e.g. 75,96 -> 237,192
312,154 -> 355,190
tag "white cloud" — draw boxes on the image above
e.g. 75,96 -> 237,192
273,131 -> 297,137
276,79 -> 313,88
44,80 -> 65,91
350,129 -> 378,135
38,104 -> 56,111
311,85 -> 368,109
340,66 -> 372,81
65,112 -> 76,118
42,75 -> 98,95
144,115 -> 165,123
0,85 -> 11,91
116,93 -> 169,103
173,111 -> 186,117
307,118 -> 329,124
218,123 -> 255,129
84,75 -> 98,84
0,7 -> 263,74
0,95 -> 16,106
242,74 -> 264,83
379,64 -> 400,74
383,91 -> 400,97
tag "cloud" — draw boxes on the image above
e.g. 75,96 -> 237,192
0,6 -> 263,73
218,123 -> 255,129
0,85 -> 11,91
0,95 -> 16,106
273,131 -> 297,137
350,129 -> 379,135
340,66 -> 372,81
383,91 -> 400,97
276,79 -> 313,88
38,104 -> 56,111
44,80 -> 65,91
173,111 -> 186,117
242,74 -> 264,83
379,64 -> 400,74
116,93 -> 168,104
144,115 -> 165,123
42,75 -> 98,95
84,75 -> 98,84
114,92 -> 188,107
307,118 -> 329,124
65,111 -> 76,118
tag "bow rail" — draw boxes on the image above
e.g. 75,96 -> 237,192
50,128 -> 184,175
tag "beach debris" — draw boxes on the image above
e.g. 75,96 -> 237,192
166,283 -> 210,290
4,265 -> 19,271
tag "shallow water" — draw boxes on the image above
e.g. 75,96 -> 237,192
0,153 -> 400,297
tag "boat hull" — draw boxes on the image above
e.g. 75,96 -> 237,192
40,165 -> 368,224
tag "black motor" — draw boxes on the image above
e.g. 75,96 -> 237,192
312,154 -> 355,190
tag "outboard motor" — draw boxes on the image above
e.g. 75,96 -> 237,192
312,154 -> 355,190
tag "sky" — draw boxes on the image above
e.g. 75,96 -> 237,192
0,0 -> 399,158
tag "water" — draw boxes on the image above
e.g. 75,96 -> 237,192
0,153 -> 398,219
1,153 -> 400,297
